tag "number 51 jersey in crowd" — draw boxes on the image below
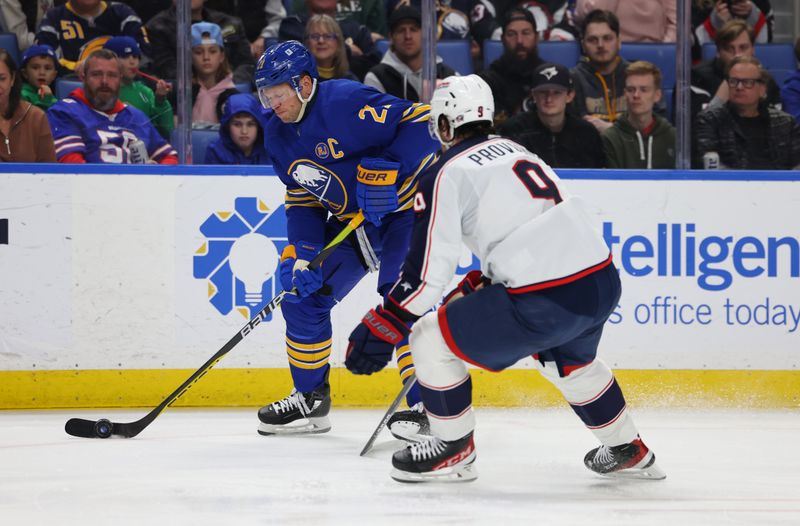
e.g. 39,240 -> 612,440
389,135 -> 613,317
47,90 -> 176,164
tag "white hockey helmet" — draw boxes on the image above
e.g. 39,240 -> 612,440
429,74 -> 494,147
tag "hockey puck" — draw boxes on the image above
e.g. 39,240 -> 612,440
94,419 -> 113,439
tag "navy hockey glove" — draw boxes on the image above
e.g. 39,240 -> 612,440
356,158 -> 400,226
279,242 -> 323,303
442,270 -> 491,305
346,305 -> 410,375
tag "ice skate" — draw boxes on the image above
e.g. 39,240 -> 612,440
584,437 -> 666,480
387,402 -> 431,443
257,381 -> 331,436
390,432 -> 477,483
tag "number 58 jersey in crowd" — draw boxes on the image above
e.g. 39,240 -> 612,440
47,89 -> 177,164
389,135 -> 613,317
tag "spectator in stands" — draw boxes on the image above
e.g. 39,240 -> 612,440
0,49 -> 56,162
574,0 -> 676,43
683,20 -> 781,123
479,8 -> 543,125
470,1 -> 579,44
304,14 -> 358,81
35,0 -> 149,73
146,0 -> 255,85
695,0 -> 771,46
292,0 -> 387,40
279,0 -> 379,80
0,0 -> 54,52
497,62 -> 605,168
571,9 -> 628,133
781,36 -> 800,122
386,0 -> 470,41
19,45 -> 58,111
102,36 -> 174,140
204,0 -> 287,59
204,92 -> 269,164
695,56 -> 800,170
190,22 -> 238,128
47,49 -> 178,164
363,5 -> 456,102
602,61 -> 675,169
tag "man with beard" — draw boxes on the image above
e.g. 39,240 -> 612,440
570,9 -> 628,133
47,49 -> 178,164
478,8 -> 543,124
364,5 -> 457,102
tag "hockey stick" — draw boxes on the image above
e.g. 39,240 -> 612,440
65,211 -> 365,439
359,373 -> 417,456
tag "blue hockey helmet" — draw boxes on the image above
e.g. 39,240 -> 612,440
255,40 -> 318,95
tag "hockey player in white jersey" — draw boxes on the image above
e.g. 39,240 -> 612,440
344,74 -> 665,483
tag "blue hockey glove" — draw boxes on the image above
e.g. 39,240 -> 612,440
442,270 -> 491,305
346,305 -> 410,375
278,242 -> 323,303
356,157 -> 401,226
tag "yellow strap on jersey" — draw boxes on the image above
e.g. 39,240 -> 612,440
356,164 -> 398,186
281,244 -> 296,261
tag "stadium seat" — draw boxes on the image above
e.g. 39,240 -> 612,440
620,43 -> 677,91
0,32 -> 20,67
375,39 -> 473,75
235,83 -> 252,94
661,88 -> 673,123
537,41 -> 582,68
171,129 -> 219,164
483,39 -> 582,71
768,68 -> 792,85
55,79 -> 82,99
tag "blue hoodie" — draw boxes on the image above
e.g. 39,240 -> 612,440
781,70 -> 800,123
204,94 -> 271,165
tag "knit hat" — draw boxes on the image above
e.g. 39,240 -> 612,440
21,44 -> 57,68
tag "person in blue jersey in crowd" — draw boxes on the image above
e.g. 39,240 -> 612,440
254,40 -> 440,439
204,93 -> 270,164
47,48 -> 178,164
345,75 -> 665,483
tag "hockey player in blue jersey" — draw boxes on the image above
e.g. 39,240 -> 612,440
345,75 -> 666,482
254,41 -> 440,438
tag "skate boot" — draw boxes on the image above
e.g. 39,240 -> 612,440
257,381 -> 331,436
391,432 -> 477,483
584,436 -> 666,480
387,402 -> 431,443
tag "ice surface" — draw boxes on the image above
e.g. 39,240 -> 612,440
1,408 -> 798,525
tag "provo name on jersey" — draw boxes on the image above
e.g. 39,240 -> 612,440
467,139 -> 527,166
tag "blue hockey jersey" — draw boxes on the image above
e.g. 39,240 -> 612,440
47,88 -> 177,163
264,79 -> 439,245
35,1 -> 150,71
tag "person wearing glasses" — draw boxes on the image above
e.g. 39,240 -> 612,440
695,55 -> 800,170
304,14 -> 358,81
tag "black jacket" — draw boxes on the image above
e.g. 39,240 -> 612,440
694,101 -> 800,169
497,110 -> 606,168
145,6 -> 255,85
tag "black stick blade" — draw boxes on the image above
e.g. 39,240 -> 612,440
65,418 -> 102,438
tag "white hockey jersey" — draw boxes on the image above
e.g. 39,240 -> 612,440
387,135 -> 612,317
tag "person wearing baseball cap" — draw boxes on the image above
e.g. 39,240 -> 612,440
497,62 -> 606,168
478,8 -> 544,123
102,36 -> 174,140
19,44 -> 59,111
191,21 -> 238,127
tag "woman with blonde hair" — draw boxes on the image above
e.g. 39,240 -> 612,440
304,14 -> 358,82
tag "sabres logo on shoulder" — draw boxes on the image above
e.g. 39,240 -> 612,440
539,66 -> 559,80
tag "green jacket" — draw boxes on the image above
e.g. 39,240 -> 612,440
119,81 -> 174,140
602,114 -> 675,169
21,82 -> 58,111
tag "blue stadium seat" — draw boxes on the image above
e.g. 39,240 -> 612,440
376,39 -> 473,75
537,41 -> 581,68
661,88 -> 673,123
620,43 -> 677,91
235,83 -> 252,94
702,42 -> 796,72
0,32 -> 20,67
483,40 -> 581,71
191,129 -> 219,164
55,79 -> 82,99
769,68 -> 792,86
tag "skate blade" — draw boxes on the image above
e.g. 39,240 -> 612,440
390,461 -> 478,483
257,416 -> 331,436
389,422 -> 431,443
597,455 -> 667,481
